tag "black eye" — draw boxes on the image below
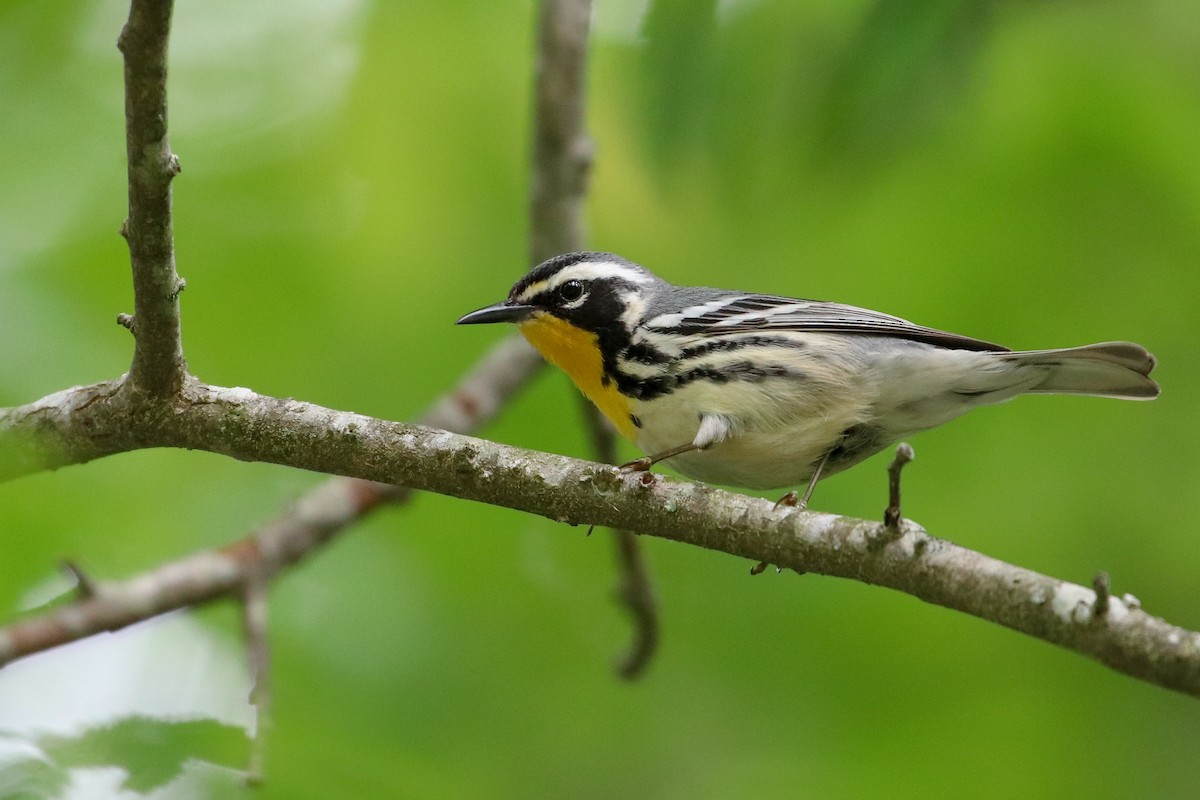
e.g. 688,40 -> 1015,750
558,280 -> 585,303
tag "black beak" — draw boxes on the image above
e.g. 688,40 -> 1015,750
456,301 -> 536,325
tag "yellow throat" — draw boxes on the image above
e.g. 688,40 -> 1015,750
518,314 -> 637,441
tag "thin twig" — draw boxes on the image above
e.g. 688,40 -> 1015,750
118,0 -> 187,396
611,526 -> 658,679
243,566 -> 270,786
60,560 -> 100,600
530,0 -> 594,265
1094,571 -> 1111,617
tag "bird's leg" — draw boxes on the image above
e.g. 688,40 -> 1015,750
754,451 -> 834,575
773,449 -> 833,511
882,443 -> 915,532
623,413 -> 732,472
592,447 -> 699,535
620,442 -> 701,472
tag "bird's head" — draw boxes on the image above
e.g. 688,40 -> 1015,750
456,252 -> 661,339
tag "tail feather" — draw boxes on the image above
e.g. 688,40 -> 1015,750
1004,341 -> 1159,400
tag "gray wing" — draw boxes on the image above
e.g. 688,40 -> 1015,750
646,293 -> 1009,352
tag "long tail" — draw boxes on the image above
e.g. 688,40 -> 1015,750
1003,341 -> 1159,400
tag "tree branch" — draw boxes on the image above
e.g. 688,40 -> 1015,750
530,0 -> 593,264
118,0 -> 186,396
0,379 -> 137,480
2,382 -> 1197,699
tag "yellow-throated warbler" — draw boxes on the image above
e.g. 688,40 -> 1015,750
457,252 -> 1158,506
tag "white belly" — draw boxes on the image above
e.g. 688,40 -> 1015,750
629,371 -> 869,490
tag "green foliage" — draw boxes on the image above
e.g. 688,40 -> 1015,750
2,0 -> 1198,797
39,717 -> 247,793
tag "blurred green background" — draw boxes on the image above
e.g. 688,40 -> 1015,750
2,0 -> 1198,797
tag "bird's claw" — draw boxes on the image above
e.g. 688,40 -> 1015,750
773,491 -> 805,511
619,456 -> 653,472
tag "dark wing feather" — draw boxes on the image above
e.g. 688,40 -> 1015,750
652,294 -> 1009,352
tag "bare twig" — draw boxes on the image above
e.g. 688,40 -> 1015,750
611,526 -> 658,679
1094,571 -> 1112,617
118,0 -> 187,396
60,561 -> 100,600
530,0 -> 594,265
243,566 -> 270,786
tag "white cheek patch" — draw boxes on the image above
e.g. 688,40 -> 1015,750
619,291 -> 647,327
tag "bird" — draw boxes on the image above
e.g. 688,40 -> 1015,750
457,251 -> 1158,507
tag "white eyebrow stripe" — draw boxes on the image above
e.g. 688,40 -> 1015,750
553,261 -> 655,285
518,279 -> 551,301
513,260 -> 654,303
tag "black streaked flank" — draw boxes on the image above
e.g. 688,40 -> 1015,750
622,341 -> 672,365
614,332 -> 813,374
677,335 -> 808,360
610,360 -> 806,402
